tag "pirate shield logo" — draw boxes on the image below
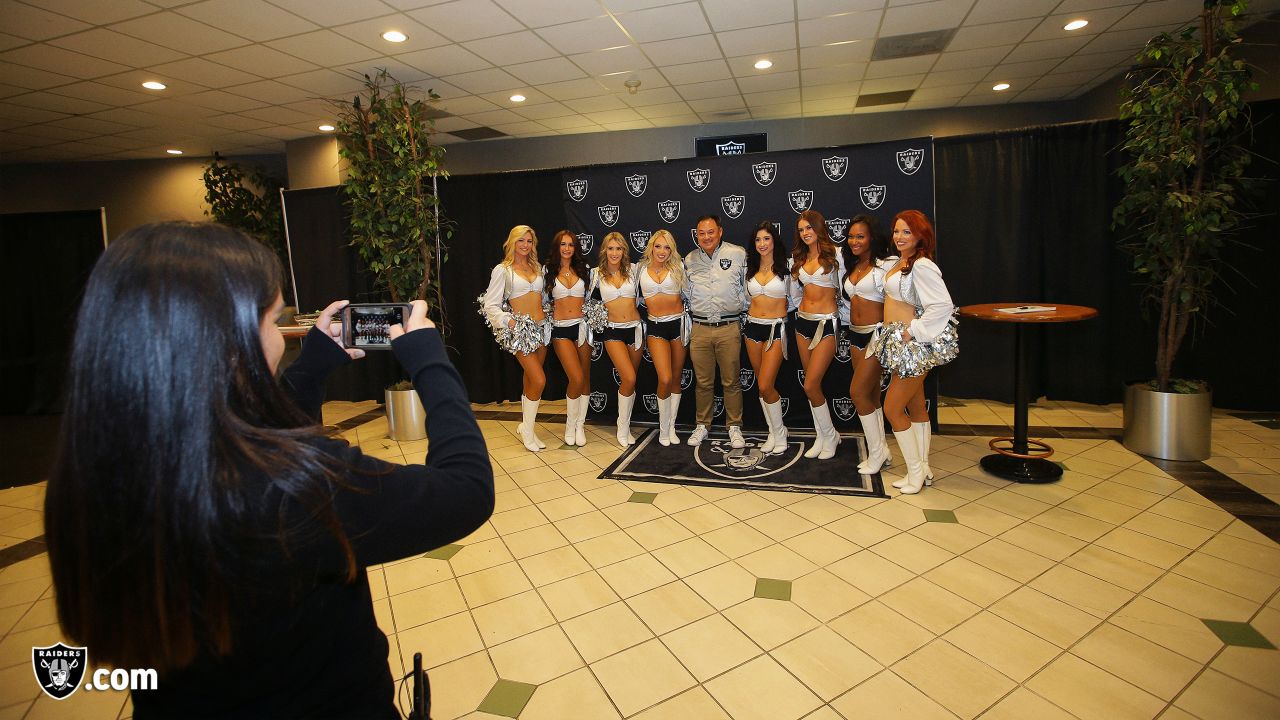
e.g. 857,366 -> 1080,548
625,173 -> 648,197
821,155 -> 849,182
739,368 -> 755,391
598,204 -> 620,227
832,397 -> 856,422
788,190 -> 813,213
825,217 -> 850,244
719,258 -> 732,270
642,345 -> 653,363
720,194 -> 745,220
630,230 -> 650,253
859,184 -> 886,210
797,369 -> 806,385
577,232 -> 594,254
589,391 -> 608,412
896,148 -> 924,175
752,161 -> 777,187
33,643 -> 86,700
643,393 -> 659,414
591,341 -> 604,361
835,332 -> 852,363
611,368 -> 622,386
780,397 -> 790,417
712,396 -> 724,417
566,178 -> 588,202
687,168 -> 710,192
715,140 -> 746,155
681,368 -> 694,389
658,200 -> 681,224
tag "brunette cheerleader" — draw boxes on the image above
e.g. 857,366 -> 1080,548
546,230 -> 592,447
743,221 -> 798,454
841,215 -> 897,474
637,230 -> 689,446
792,210 -> 846,460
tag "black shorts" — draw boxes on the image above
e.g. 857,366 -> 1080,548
551,322 -> 583,342
647,318 -> 682,341
794,316 -> 835,341
744,320 -> 783,343
600,326 -> 636,344
845,328 -> 872,350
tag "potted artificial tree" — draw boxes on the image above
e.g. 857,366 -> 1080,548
1113,0 -> 1256,460
333,70 -> 450,441
202,154 -> 290,302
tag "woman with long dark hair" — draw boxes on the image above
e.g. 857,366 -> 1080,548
546,230 -> 592,447
637,229 -> 689,446
591,232 -> 643,447
792,209 -> 846,460
840,214 -> 897,474
743,221 -> 797,453
45,222 -> 493,717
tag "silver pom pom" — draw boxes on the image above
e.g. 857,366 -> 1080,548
869,314 -> 960,378
476,295 -> 548,355
581,299 -> 609,333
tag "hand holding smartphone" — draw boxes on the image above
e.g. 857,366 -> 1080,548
342,303 -> 412,350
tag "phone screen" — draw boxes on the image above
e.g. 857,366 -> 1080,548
343,304 -> 408,350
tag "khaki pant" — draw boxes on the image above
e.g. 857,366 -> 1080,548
689,322 -> 743,427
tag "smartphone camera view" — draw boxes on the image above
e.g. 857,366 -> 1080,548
342,304 -> 409,350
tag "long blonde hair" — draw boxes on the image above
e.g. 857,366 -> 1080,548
502,225 -> 539,269
597,231 -> 632,281
641,229 -> 686,289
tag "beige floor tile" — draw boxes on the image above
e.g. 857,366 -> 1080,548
772,626 -> 881,701
1173,551 -> 1280,603
549,457 -> 602,478
1109,596 -> 1225,664
880,577 -> 981,635
924,557 -> 1020,607
652,537 -> 730,578
980,687 -> 1077,720
989,586 -> 1102,648
1092,527 -> 1191,570
488,504 -> 550,535
702,522 -> 776,558
672,503 -> 740,534
590,639 -> 696,717
598,552 -> 678,598
518,545 -> 591,587
895,487 -> 970,512
495,454 -> 545,474
1057,492 -> 1141,526
537,493 -> 597,522
9,596 -> 56,634
1175,669 -> 1280,720
508,465 -> 562,488
0,604 -> 26,637
537,570 -> 619,622
396,611 -> 484,671
931,475 -> 1001,504
746,507 -> 820,542
493,487 -> 532,513
1085,481 -> 1165,510
448,537 -> 516,577
1148,497 -> 1234,531
503,524 -> 569,560
660,612 -> 762,681
829,600 -> 935,665
801,706 -> 844,720
392,578 -> 468,631
1059,456 -> 1126,481
893,639 -> 1016,719
469,590 -> 554,646
826,550 -> 914,597
23,680 -> 128,720
1062,545 -> 1164,594
908,521 -> 989,555
1210,645 -> 1280,698
1198,533 -> 1280,577
870,533 -> 955,575
521,481 -> 577,507
0,664 -> 38,712
576,529 -> 646,568
737,544 -> 819,581
1072,623 -> 1202,701
601,500 -> 667,529
627,580 -> 716,635
786,495 -> 856,525
824,512 -> 901,547
704,655 -> 823,720
790,569 -> 871,623
974,489 -> 1054,520
944,611 -> 1060,683
649,486 -> 708,515
1109,467 -> 1184,495
724,597 -> 820,650
1029,565 -> 1133,619
383,556 -> 454,596
630,687 -> 730,720
830,670 -> 954,720
863,499 -> 929,530
686,561 -> 758,610
518,667 -> 620,720
456,562 -> 533,607
562,601 -> 654,663
1026,653 -> 1163,720
782,527 -> 861,567
625,516 -> 696,551
424,651 -> 497,720
963,538 -> 1056,583
1143,573 -> 1260,623
715,491 -> 781,520
998,522 -> 1087,562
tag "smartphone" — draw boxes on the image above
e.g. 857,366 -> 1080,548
341,303 -> 411,350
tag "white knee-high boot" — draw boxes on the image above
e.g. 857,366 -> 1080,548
519,396 -> 543,452
894,422 -> 935,488
658,395 -> 672,446
759,398 -> 777,454
763,398 -> 787,455
564,396 -> 579,446
892,428 -> 927,494
616,393 -> 636,447
574,396 -> 588,447
806,402 -> 840,459
857,408 -> 892,474
666,392 -> 681,444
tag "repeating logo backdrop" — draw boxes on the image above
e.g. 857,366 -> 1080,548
561,137 -> 937,430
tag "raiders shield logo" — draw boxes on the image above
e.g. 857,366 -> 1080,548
835,332 -> 852,363
643,393 -> 659,414
625,173 -> 647,197
859,184 -> 886,210
577,232 -> 594,254
598,204 -> 620,227
896,148 -> 924,175
825,217 -> 850,244
611,368 -> 622,386
642,345 -> 653,363
739,368 -> 755,390
715,140 -> 746,155
832,397 -> 856,421
752,161 -> 777,187
33,643 -> 87,700
797,369 -> 806,385
687,168 -> 710,192
589,391 -> 608,412
780,397 -> 790,417
788,190 -> 813,213
566,179 -> 588,202
880,368 -> 891,392
719,258 -> 732,270
712,396 -> 724,417
720,194 -> 745,220
591,341 -> 604,361
630,230 -> 650,253
821,155 -> 849,182
681,368 -> 694,389
658,200 -> 681,224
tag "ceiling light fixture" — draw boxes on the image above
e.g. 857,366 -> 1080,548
318,124 -> 335,132
142,81 -> 166,90
624,78 -> 641,95
754,59 -> 773,70
382,30 -> 407,42
166,149 -> 183,155
510,94 -> 526,102
1063,19 -> 1089,31
992,82 -> 1011,91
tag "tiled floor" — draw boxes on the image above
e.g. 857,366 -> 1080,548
2,398 -> 1278,719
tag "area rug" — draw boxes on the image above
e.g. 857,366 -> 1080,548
601,427 -> 888,498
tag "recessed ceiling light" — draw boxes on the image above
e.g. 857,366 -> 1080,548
382,30 -> 407,43
754,59 -> 773,70
142,81 -> 166,90
318,124 -> 335,132
510,94 -> 526,102
992,82 -> 1011,91
1064,19 -> 1089,31
166,149 -> 183,155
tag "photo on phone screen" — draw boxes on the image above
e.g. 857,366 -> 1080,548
343,304 -> 409,350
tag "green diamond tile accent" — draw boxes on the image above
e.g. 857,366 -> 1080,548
628,491 -> 657,504
422,544 -> 463,561
755,577 -> 792,601
1202,619 -> 1276,649
922,509 -> 958,523
477,679 -> 538,718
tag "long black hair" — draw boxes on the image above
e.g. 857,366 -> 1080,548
840,213 -> 891,283
746,220 -> 788,278
544,229 -> 590,290
46,222 -> 357,672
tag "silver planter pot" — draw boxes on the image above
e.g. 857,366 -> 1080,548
385,388 -> 427,442
1122,383 -> 1212,461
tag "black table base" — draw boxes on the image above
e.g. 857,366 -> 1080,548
980,454 -> 1063,483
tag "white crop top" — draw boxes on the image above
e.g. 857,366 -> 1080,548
842,256 -> 896,303
551,276 -> 585,300
884,257 -> 955,343
747,273 -> 788,299
796,254 -> 845,290
594,268 -> 637,303
482,262 -> 545,329
639,266 -> 681,298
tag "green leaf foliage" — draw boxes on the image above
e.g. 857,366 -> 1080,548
201,154 -> 289,298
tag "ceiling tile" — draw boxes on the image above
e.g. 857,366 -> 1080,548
1031,68 -> 1104,88
442,67 -> 524,93
947,19 -> 1039,51
268,0 -> 400,26
1079,26 -> 1168,55
865,54 -> 938,79
0,81 -> 31,99
881,0 -> 973,36
800,63 -> 867,85
176,0 -> 320,41
47,115 -> 134,134
507,57 -> 587,85
910,84 -> 970,100
634,101 -> 693,118
799,42 -> 873,68
134,98 -> 224,119
465,108 -> 527,125
735,70 -> 799,94
932,44 -> 1012,71
45,81 -> 152,107
48,30 -> 185,67
803,82 -> 860,100
537,77 -> 609,100
206,46 -> 321,77
408,0 -> 524,42
1023,6 -> 1132,43
798,0 -> 885,20
647,112 -> 702,125
490,119 -> 552,135
495,0 -> 604,27
34,0 -> 157,25
434,95 -> 501,114
478,87 -> 552,106
95,70 -> 209,98
596,67 -> 668,92
858,75 -> 923,94
0,44 -> 130,79
540,114 -> 599,130
334,15 -> 451,53
986,58 -> 1059,81
1011,86 -> 1069,102
917,67 -> 986,87
600,119 -> 654,131
1,1 -> 92,41
512,101 -> 575,119
535,16 -> 631,55
563,94 -> 627,112
0,61 -> 75,90
396,44 -> 492,76
604,0 -> 691,12
1003,35 -> 1091,64
110,12 -> 249,55
278,69 -> 368,96
432,116 -> 480,132
619,86 -> 685,106
150,58 -> 261,89
183,89 -> 271,112
640,35 -> 723,65
267,30 -> 384,66
584,107 -> 644,123
673,78 -> 738,100
570,46 -> 652,76
966,0 -> 1059,25
742,88 -> 800,106
616,3 -> 711,43
701,0 -> 794,31
1110,0 -> 1201,31
802,96 -> 854,113
1055,0 -> 1140,12
223,80 -> 317,105
240,105 -> 316,125
727,50 -> 798,77
715,23 -> 796,57
464,31 -> 560,66
660,58 -> 732,85
11,91 -> 110,116
1054,48 -> 1133,73
686,95 -> 745,113
797,11 -> 881,48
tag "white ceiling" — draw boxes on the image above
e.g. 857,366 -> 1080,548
1,0 -> 1275,163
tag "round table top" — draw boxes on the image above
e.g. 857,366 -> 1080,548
958,303 -> 1098,323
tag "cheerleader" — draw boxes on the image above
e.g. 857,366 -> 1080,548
792,210 -> 846,460
743,221 -> 798,454
546,230 -> 592,447
480,225 -> 549,452
873,210 -> 957,494
591,232 -> 643,447
841,214 -> 897,475
637,230 -> 689,446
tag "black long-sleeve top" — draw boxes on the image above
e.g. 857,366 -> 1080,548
130,327 -> 494,718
